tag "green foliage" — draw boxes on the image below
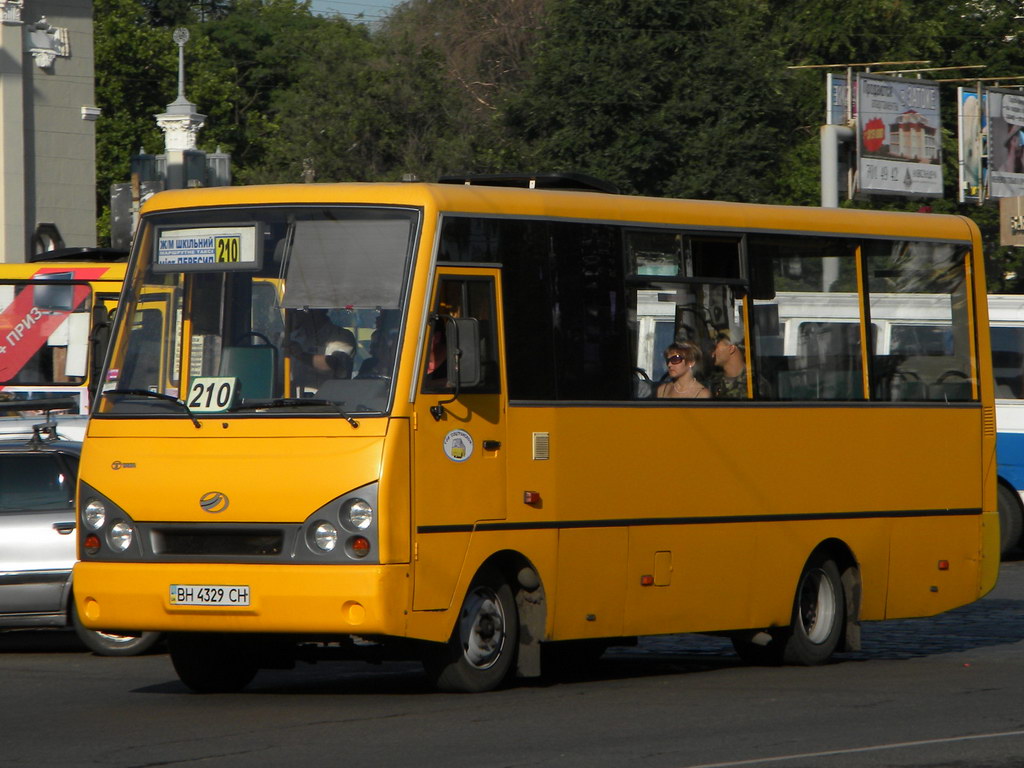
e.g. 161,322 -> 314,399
88,0 -> 1024,290
503,0 -> 793,199
94,0 -> 178,239
770,0 -> 947,65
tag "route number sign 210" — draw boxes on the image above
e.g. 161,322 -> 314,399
187,377 -> 238,412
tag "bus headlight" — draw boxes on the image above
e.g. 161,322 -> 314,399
300,483 -> 378,563
83,499 -> 106,530
108,521 -> 134,552
343,499 -> 374,530
313,522 -> 338,552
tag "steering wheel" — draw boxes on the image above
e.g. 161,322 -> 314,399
937,369 -> 969,383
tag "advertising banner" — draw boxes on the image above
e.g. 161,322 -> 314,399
826,73 -> 853,125
856,74 -> 942,197
987,88 -> 1024,198
0,268 -> 101,384
958,88 -> 986,202
1000,197 -> 1024,246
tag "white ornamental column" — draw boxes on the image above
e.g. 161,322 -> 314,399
155,28 -> 205,189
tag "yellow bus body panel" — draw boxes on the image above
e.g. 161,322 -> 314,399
76,562 -> 411,636
494,402 -> 990,638
83,417 -> 387,526
140,183 -> 976,245
0,261 -> 125,283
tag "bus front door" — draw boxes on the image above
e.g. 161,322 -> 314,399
412,270 -> 506,611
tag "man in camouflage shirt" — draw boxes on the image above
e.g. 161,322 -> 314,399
708,334 -> 748,399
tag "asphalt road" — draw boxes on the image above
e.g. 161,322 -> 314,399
3,559 -> 1024,768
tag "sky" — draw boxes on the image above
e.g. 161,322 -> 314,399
309,0 -> 404,24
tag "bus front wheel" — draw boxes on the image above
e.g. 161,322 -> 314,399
732,554 -> 845,666
168,633 -> 259,693
423,568 -> 518,693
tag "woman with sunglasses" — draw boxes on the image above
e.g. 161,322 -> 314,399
656,341 -> 710,399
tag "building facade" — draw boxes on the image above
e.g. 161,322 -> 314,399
0,0 -> 97,263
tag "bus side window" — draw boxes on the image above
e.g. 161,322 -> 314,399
866,241 -> 975,402
749,235 -> 861,401
422,276 -> 499,395
628,231 -> 749,400
992,326 -> 1024,399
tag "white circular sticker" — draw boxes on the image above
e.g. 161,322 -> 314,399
443,429 -> 474,462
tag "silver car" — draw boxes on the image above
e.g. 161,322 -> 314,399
0,425 -> 160,655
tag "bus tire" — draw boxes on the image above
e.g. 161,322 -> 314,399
997,484 -> 1022,557
70,601 -> 162,657
781,555 -> 845,665
168,633 -> 259,693
423,568 -> 518,693
732,554 -> 844,666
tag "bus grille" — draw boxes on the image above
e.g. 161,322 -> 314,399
153,529 -> 284,557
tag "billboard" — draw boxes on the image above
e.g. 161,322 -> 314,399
987,88 -> 1024,198
856,74 -> 942,197
958,88 -> 987,202
826,73 -> 853,125
1000,197 -> 1024,246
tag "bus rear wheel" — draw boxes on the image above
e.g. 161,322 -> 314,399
732,554 -> 845,666
168,633 -> 259,693
997,484 -> 1023,557
783,556 -> 844,664
423,568 -> 518,693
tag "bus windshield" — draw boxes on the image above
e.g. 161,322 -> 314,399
98,205 -> 417,418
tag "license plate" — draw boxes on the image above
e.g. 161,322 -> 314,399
169,584 -> 250,607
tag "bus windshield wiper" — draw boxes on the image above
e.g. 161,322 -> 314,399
228,398 -> 359,428
101,388 -> 202,429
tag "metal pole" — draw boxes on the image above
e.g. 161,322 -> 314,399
173,28 -> 189,102
821,124 -> 854,208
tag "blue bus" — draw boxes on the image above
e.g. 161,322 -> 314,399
989,295 -> 1024,556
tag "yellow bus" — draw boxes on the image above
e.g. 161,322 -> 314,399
73,178 -> 999,692
0,251 -> 126,426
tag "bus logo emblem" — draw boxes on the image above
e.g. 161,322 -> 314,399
200,491 -> 229,513
443,429 -> 473,463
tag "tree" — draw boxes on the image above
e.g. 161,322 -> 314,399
191,0 -> 327,178
381,0 -> 545,116
94,0 -> 323,237
239,20 -> 397,182
93,0 -> 179,240
503,0 -> 794,200
371,0 -> 547,177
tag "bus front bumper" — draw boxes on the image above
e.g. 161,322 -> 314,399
73,562 -> 413,637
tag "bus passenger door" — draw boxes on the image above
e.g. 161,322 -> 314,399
412,269 -> 506,611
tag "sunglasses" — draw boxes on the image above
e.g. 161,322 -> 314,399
665,354 -> 688,364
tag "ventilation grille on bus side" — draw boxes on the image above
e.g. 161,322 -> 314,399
532,432 -> 550,460
984,406 -> 996,436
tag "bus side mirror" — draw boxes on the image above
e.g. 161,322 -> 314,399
447,317 -> 481,389
430,316 -> 482,421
